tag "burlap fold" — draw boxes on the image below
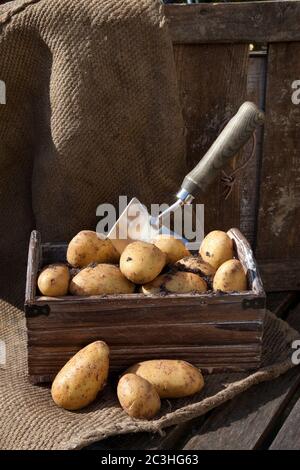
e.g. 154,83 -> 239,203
0,0 -> 299,450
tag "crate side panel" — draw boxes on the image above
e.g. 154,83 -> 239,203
27,302 -> 265,329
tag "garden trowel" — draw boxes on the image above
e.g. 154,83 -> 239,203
107,101 -> 264,254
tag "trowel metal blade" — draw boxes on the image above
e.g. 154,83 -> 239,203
107,197 -> 184,254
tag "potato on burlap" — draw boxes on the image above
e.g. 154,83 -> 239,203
153,235 -> 190,265
119,241 -> 166,284
37,263 -> 70,296
67,230 -> 119,268
51,341 -> 109,410
142,271 -> 207,295
213,259 -> 247,292
70,263 -> 135,296
199,230 -> 233,270
126,359 -> 204,399
117,373 -> 161,419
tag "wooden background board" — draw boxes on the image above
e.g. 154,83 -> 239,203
256,43 -> 300,291
166,2 -> 300,292
174,43 -> 249,233
165,1 -> 300,44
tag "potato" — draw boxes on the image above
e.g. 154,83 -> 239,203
175,256 -> 215,278
142,271 -> 207,295
51,341 -> 109,410
154,235 -> 190,265
37,263 -> 70,296
199,230 -> 233,270
70,263 -> 135,295
126,360 -> 204,398
213,259 -> 247,292
119,241 -> 166,284
67,230 -> 120,268
117,373 -> 161,419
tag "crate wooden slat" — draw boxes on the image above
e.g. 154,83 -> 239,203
25,228 -> 266,384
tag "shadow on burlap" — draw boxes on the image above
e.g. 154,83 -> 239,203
0,0 -> 299,450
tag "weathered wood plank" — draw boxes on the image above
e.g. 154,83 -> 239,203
270,396 -> 300,450
266,292 -> 299,318
165,2 -> 300,44
25,231 -> 41,305
183,366 -> 300,450
255,42 -> 300,291
259,260 -> 300,292
239,54 -> 266,246
266,292 -> 291,314
174,43 -> 249,233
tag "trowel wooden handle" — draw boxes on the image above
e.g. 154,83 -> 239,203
181,102 -> 264,196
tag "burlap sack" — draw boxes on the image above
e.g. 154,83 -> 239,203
0,0 -> 299,450
0,0 -> 186,304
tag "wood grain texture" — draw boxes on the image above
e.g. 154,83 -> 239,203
28,322 -> 263,347
183,366 -> 300,450
240,54 -> 267,246
259,260 -> 300,292
174,43 -> 249,233
256,43 -> 300,289
25,230 -> 41,304
165,2 -> 300,44
272,292 -> 299,319
270,397 -> 300,450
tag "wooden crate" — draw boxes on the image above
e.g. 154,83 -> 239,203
25,228 -> 266,384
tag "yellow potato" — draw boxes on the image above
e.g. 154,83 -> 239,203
67,230 -> 120,268
70,263 -> 135,295
119,241 -> 166,284
126,360 -> 204,398
154,235 -> 190,265
142,271 -> 207,295
51,341 -> 109,410
37,263 -> 70,296
117,373 -> 161,419
199,230 -> 233,269
175,256 -> 215,278
213,259 -> 247,292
